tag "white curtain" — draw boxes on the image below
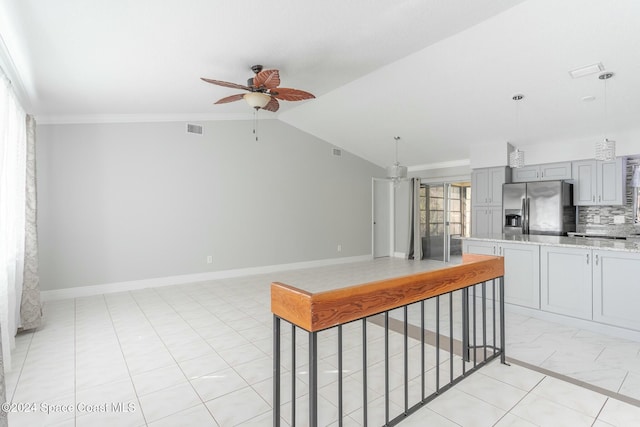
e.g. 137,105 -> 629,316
0,73 -> 27,371
20,115 -> 41,331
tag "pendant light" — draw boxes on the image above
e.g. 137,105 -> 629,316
508,94 -> 525,168
386,136 -> 407,185
595,72 -> 615,161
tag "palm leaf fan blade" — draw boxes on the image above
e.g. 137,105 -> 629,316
262,97 -> 280,112
271,87 -> 315,101
214,93 -> 245,104
200,77 -> 251,91
253,69 -> 280,89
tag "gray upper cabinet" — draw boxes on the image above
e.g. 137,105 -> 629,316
471,167 -> 510,206
572,157 -> 626,206
512,162 -> 572,183
471,166 -> 510,236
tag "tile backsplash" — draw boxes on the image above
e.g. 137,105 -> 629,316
577,157 -> 640,235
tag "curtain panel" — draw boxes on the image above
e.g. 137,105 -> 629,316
406,178 -> 423,260
0,74 -> 40,380
20,115 -> 41,331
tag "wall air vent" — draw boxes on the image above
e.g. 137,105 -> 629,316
332,148 -> 342,157
186,123 -> 204,135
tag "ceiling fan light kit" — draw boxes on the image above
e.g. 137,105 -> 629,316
243,92 -> 271,109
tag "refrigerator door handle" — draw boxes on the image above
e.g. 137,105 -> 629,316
521,198 -> 526,234
525,197 -> 531,234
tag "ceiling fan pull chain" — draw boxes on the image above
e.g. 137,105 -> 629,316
253,108 -> 259,141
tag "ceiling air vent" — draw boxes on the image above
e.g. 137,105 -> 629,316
186,123 -> 204,135
332,148 -> 342,157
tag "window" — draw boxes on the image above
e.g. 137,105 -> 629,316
419,182 -> 471,238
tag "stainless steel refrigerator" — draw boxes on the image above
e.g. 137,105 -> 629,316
503,181 -> 575,235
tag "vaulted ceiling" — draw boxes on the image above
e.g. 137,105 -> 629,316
1,0 -> 639,168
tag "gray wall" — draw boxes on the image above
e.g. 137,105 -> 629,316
36,119 -> 384,290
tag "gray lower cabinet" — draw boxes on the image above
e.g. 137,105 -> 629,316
463,240 -> 496,256
462,241 -> 540,309
540,246 -> 592,320
501,242 -> 540,309
593,250 -> 640,330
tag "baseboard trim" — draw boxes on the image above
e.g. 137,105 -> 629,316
41,254 -> 373,302
393,252 -> 406,258
505,303 -> 640,342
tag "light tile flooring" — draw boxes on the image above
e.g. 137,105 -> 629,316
5,258 -> 640,426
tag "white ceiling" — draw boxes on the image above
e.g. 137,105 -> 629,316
2,0 -> 640,168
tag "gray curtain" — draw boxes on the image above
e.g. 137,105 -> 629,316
406,178 -> 423,260
20,115 -> 41,330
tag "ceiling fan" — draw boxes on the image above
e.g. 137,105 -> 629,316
201,65 -> 315,112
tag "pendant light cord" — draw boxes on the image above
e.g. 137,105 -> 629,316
603,76 -> 608,140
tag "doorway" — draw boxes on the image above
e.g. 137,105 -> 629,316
372,178 -> 392,258
420,181 -> 471,262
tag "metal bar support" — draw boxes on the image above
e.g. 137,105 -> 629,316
273,315 -> 281,427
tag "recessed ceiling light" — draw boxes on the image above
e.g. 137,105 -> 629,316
582,95 -> 596,102
568,62 -> 605,79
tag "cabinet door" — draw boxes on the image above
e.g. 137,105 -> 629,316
540,246 -> 592,320
598,158 -> 625,205
488,168 -> 507,205
471,169 -> 489,206
462,240 -> 497,256
512,166 -> 540,183
471,207 -> 491,236
593,250 -> 640,331
572,160 -> 597,206
540,162 -> 572,181
501,242 -> 540,309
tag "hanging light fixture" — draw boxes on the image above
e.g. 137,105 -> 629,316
508,94 -> 525,168
386,136 -> 407,185
243,92 -> 271,141
243,92 -> 271,109
595,72 -> 615,161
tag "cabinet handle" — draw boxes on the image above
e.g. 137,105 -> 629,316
592,195 -> 595,202
599,195 -> 601,202
595,254 -> 599,266
536,172 -> 539,178
586,253 -> 589,264
541,171 -> 544,178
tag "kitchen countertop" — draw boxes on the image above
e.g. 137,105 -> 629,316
460,234 -> 640,253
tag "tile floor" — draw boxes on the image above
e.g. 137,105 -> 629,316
4,257 -> 640,426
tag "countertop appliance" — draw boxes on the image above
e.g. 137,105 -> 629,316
503,181 -> 575,236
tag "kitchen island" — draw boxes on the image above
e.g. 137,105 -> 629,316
460,234 -> 640,339
463,233 -> 640,253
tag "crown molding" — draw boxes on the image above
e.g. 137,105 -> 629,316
408,159 -> 470,172
0,33 -> 31,110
